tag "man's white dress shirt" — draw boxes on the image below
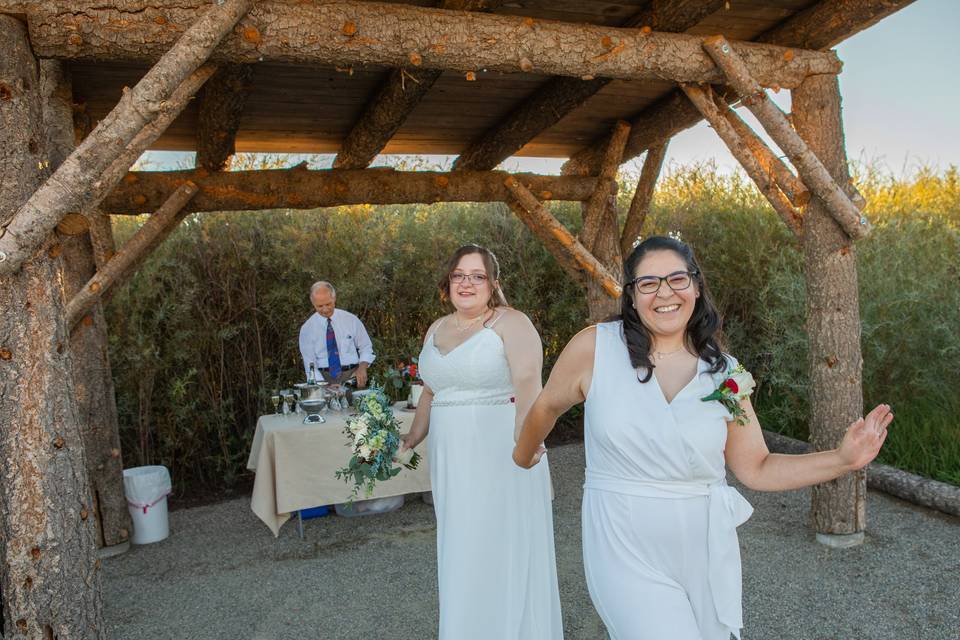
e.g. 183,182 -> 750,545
298,309 -> 375,380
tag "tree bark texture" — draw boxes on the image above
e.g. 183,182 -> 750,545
504,178 -> 621,300
0,16 -> 104,638
66,183 -> 199,330
196,63 -> 253,172
450,0 -> 725,172
792,73 -> 866,536
681,83 -> 802,237
23,1 -> 841,86
100,168 -> 609,214
0,0 -> 250,277
621,142 -> 668,255
42,60 -> 132,550
563,0 -> 914,177
580,122 -> 629,321
702,36 -> 868,240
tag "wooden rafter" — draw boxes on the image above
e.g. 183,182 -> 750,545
65,182 -> 198,329
333,0 -> 504,170
196,64 -> 254,171
621,142 -> 668,255
702,36 -> 868,239
0,0 -> 251,276
681,83 -> 802,237
452,0 -> 725,171
101,168 -> 611,215
23,2 -> 840,87
564,0 -> 917,176
504,178 -> 621,299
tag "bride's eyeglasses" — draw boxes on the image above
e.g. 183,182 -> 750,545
449,272 -> 489,285
628,270 -> 698,295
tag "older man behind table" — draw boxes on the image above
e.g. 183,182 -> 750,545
298,281 -> 375,388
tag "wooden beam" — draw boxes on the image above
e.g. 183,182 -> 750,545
332,0 -> 503,170
621,142 -> 668,255
451,0 -> 725,171
564,0 -> 916,176
0,0 -> 251,276
702,36 -> 868,239
196,64 -> 253,171
65,182 -> 198,329
581,120 -> 630,251
100,168 -> 610,215
716,92 -> 810,207
504,177 -> 621,299
23,1 -> 841,87
505,201 -> 585,287
681,83 -> 802,237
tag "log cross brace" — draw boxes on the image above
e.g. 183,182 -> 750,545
65,182 -> 199,329
681,83 -> 804,238
581,121 -> 631,252
621,142 -> 668,255
504,178 -> 621,299
701,35 -> 870,240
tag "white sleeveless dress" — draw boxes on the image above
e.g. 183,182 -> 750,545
418,321 -> 563,640
583,322 -> 754,640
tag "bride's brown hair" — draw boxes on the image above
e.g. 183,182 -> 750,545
438,244 -> 509,310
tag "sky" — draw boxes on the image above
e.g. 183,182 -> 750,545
142,0 -> 958,178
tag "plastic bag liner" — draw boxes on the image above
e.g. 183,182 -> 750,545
122,465 -> 172,514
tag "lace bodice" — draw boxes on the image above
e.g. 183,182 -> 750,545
418,327 -> 514,404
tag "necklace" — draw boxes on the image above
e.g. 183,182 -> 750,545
454,310 -> 487,332
652,346 -> 685,361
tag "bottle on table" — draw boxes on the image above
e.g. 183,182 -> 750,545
308,362 -> 316,385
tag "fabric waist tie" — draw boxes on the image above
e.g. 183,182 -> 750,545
584,469 -> 754,638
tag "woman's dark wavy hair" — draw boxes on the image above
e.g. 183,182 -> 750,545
620,236 -> 726,383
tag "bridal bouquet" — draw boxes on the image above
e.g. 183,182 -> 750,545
335,388 -> 421,499
701,363 -> 756,426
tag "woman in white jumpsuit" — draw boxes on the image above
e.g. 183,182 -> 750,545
514,235 -> 894,640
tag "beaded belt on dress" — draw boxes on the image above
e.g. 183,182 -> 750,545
430,394 -> 515,407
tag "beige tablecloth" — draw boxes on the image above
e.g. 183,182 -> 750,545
247,403 -> 431,536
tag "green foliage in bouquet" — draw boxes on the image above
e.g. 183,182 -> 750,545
335,387 -> 421,500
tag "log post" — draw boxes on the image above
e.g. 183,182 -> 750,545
504,178 -> 621,299
41,60 -> 132,552
792,73 -> 867,547
0,15 -> 104,637
580,121 -> 629,320
196,64 -> 253,172
621,142 -> 668,255
0,0 -> 251,276
65,183 -> 199,330
701,35 -> 869,239
681,83 -> 803,237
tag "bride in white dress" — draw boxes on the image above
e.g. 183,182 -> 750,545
514,235 -> 893,640
400,244 -> 563,640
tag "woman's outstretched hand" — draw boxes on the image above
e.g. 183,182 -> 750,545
837,404 -> 894,470
513,443 -> 547,469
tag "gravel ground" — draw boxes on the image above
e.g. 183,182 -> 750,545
103,443 -> 959,639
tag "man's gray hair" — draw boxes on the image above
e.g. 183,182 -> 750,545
310,281 -> 336,298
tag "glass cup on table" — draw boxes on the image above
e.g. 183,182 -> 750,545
270,390 -> 281,414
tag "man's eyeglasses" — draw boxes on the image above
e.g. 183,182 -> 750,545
627,270 -> 698,295
449,272 -> 489,285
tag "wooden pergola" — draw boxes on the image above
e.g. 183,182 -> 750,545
0,0 -> 914,635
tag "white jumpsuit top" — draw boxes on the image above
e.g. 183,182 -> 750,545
583,321 -> 753,640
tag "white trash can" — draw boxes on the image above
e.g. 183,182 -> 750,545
123,465 -> 172,545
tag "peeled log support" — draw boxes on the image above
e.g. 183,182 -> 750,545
0,0 -> 252,277
100,168 -> 608,214
504,178 -> 621,300
702,35 -> 869,240
793,73 -> 867,546
681,83 -> 803,237
0,16 -> 104,637
621,142 -> 668,255
65,183 -> 199,330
